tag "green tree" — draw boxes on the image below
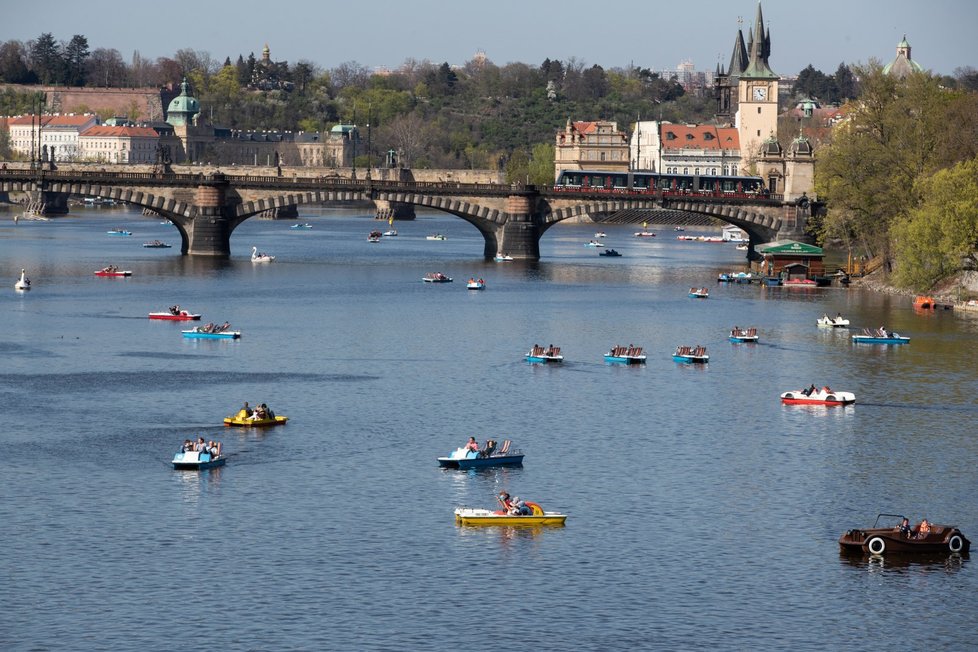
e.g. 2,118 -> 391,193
29,32 -> 63,84
892,157 -> 978,289
527,142 -> 555,185
63,35 -> 90,86
504,149 -> 530,184
0,41 -> 35,83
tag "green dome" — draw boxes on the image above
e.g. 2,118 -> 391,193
166,78 -> 200,126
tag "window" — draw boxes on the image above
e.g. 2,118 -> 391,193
757,107 -> 761,114
694,168 -> 699,175
600,152 -> 606,161
683,167 -> 689,175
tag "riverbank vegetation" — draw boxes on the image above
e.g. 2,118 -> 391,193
814,65 -> 978,292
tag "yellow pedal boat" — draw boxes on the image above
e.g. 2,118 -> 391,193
223,410 -> 288,427
454,506 -> 567,527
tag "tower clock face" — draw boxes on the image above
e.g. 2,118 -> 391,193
753,86 -> 767,101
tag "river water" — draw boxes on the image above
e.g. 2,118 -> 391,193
1,205 -> 976,651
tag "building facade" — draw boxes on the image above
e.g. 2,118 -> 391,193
7,114 -> 99,162
554,119 -> 629,180
77,126 -> 159,163
630,121 -> 741,177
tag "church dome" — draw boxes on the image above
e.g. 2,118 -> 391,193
166,78 -> 200,126
883,35 -> 923,78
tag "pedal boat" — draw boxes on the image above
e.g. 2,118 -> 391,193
224,410 -> 288,427
729,327 -> 758,343
688,287 -> 709,298
839,514 -> 970,555
780,387 -> 855,405
172,449 -> 225,471
494,253 -> 513,262
423,272 -> 452,283
182,327 -> 241,339
673,346 -> 708,363
15,268 -> 30,291
817,315 -> 850,328
290,223 -> 312,229
634,231 -> 656,237
466,279 -> 486,290
438,448 -> 524,469
149,310 -> 201,321
426,234 -> 447,241
454,504 -> 567,527
94,268 -> 132,277
107,229 -> 132,236
604,346 -> 646,364
142,240 -> 171,248
526,346 -> 563,363
852,332 -> 910,345
599,249 -> 621,257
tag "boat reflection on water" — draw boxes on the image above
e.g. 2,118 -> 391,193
173,463 -> 224,506
839,551 -> 969,574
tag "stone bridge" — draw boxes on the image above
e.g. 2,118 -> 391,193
0,166 -> 810,260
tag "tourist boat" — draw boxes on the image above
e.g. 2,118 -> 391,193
717,272 -> 754,283
224,409 -> 288,427
149,308 -> 201,321
526,344 -> 562,363
106,229 -> 132,236
426,234 -> 447,241
780,386 -> 855,405
290,223 -> 312,229
729,327 -> 758,343
852,329 -> 910,345
367,230 -> 382,242
817,314 -> 850,328
634,231 -> 656,237
454,504 -> 567,526
466,278 -> 486,290
584,240 -> 605,247
142,240 -> 171,248
673,345 -> 708,363
599,249 -> 621,257
594,232 -> 606,238
182,327 -> 240,339
94,267 -> 132,277
604,345 -> 646,364
422,272 -> 453,283
688,287 -> 709,298
494,253 -> 513,262
382,229 -> 398,237
14,268 -> 30,291
839,514 -> 970,555
172,443 -> 225,471
438,440 -> 523,469
783,278 -> 817,288
251,246 -> 275,263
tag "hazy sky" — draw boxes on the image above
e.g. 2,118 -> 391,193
4,0 -> 976,76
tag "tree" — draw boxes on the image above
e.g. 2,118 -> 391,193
892,157 -> 978,289
87,48 -> 126,87
63,35 -> 89,86
379,112 -> 430,168
833,63 -> 857,101
29,32 -> 63,84
504,148 -> 530,184
0,41 -> 35,83
527,142 -> 555,185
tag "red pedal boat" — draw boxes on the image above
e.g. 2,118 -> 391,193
149,307 -> 201,321
94,266 -> 132,277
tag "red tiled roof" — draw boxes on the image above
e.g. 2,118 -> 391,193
81,126 -> 158,138
7,114 -> 97,127
660,124 -> 739,150
572,121 -> 598,134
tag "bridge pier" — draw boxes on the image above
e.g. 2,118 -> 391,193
373,199 -> 416,221
186,174 -> 232,256
493,191 -> 542,260
27,189 -> 69,215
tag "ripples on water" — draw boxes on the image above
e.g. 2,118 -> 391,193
1,209 -> 975,650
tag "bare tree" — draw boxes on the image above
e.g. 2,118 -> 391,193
330,61 -> 371,92
86,48 -> 126,87
379,113 -> 431,168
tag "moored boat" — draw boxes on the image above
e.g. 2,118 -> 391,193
852,328 -> 909,344
172,441 -> 225,470
438,439 -> 523,469
673,345 -> 708,363
526,344 -> 562,363
717,272 -> 754,283
780,385 -> 855,405
817,314 -> 850,328
14,268 -> 30,291
783,278 -> 817,288
729,327 -> 758,343
423,272 -> 452,283
94,266 -> 132,277
604,345 -> 646,364
142,240 -> 171,248
839,514 -> 970,555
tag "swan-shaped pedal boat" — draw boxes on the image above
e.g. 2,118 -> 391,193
14,268 -> 30,291
251,246 -> 275,263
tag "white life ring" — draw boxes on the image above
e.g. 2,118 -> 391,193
868,536 -> 886,555
948,534 -> 964,553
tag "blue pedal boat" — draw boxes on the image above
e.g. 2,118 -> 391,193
182,328 -> 241,339
604,345 -> 646,364
526,345 -> 562,363
172,449 -> 225,470
729,327 -> 758,343
852,334 -> 910,345
673,345 -> 709,363
438,440 -> 523,469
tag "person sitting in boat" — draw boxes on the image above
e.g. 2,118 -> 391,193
899,517 -> 912,538
252,404 -> 269,420
240,401 -> 253,418
497,492 -> 514,513
169,305 -> 181,315
510,497 -> 532,516
879,326 -> 889,338
915,519 -> 931,539
194,436 -> 207,452
822,386 -> 832,393
802,384 -> 817,396
464,437 -> 479,454
218,321 -> 231,332
181,438 -> 194,452
480,439 -> 497,458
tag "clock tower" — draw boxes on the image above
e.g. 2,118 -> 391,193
736,3 -> 778,175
